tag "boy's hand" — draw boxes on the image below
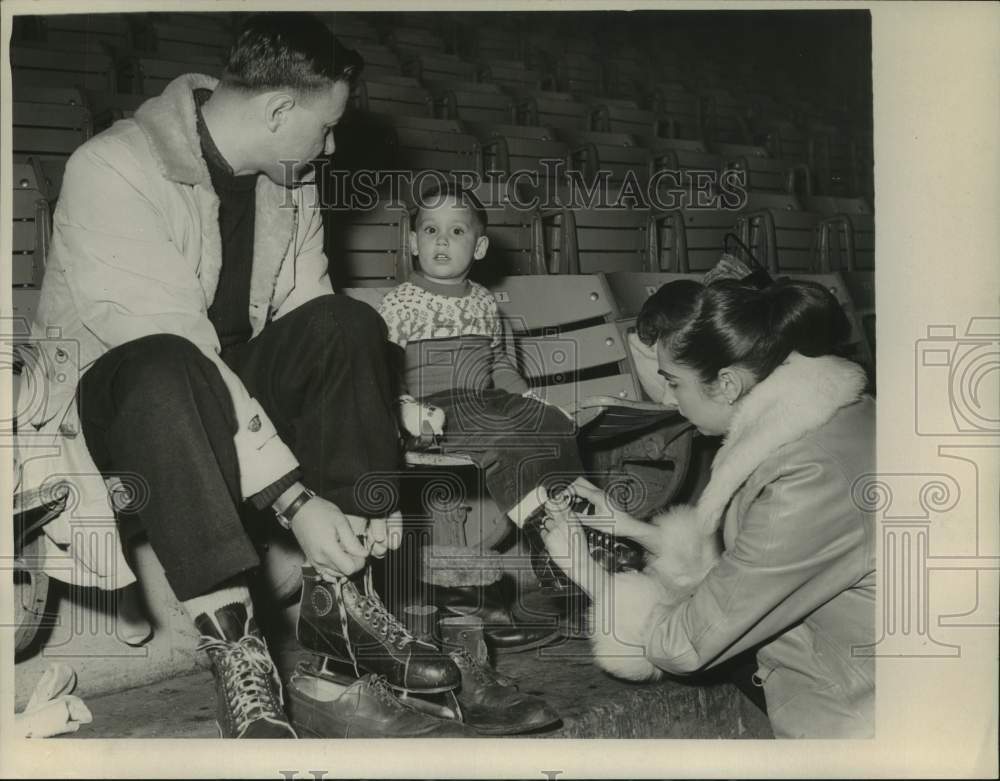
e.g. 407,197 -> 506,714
399,395 -> 446,439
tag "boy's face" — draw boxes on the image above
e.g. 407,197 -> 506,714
410,199 -> 489,284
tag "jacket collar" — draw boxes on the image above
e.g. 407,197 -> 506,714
133,73 -> 219,186
132,74 -> 299,334
693,353 -> 868,533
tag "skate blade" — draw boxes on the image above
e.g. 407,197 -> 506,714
397,690 -> 463,723
305,655 -> 459,695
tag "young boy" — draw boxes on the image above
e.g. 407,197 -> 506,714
377,183 -> 584,546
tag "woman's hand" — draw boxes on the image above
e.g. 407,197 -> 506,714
539,497 -> 604,598
569,478 -> 664,556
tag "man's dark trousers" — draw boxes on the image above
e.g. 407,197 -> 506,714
78,295 -> 402,601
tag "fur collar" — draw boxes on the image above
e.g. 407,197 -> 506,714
132,74 -> 298,334
688,352 -> 868,535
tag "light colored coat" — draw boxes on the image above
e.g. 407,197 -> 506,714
589,353 -> 875,738
16,74 -> 332,588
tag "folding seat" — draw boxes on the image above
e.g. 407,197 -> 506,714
604,57 -> 646,102
321,14 -> 380,48
642,137 -> 723,179
146,20 -> 232,61
401,52 -> 477,83
516,90 -> 593,132
427,81 -> 515,125
648,81 -> 702,141
650,203 -> 741,273
38,14 -> 131,52
803,195 -> 875,271
544,205 -> 656,274
699,88 -> 750,145
464,123 -> 572,189
11,84 -> 86,107
11,45 -> 116,92
120,54 -> 224,95
734,192 -> 870,274
12,100 -> 92,159
351,44 -> 404,80
764,119 -> 809,167
353,76 -> 434,117
809,124 -> 859,197
84,90 -> 147,132
459,23 -> 521,64
480,59 -> 543,92
591,99 -> 664,137
715,143 -> 810,194
387,26 -> 447,57
325,199 -> 411,289
11,162 -> 51,289
555,53 -> 603,96
556,130 -> 655,187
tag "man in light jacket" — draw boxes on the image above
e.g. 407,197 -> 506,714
19,14 -> 416,738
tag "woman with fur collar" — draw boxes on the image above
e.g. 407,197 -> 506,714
541,278 -> 876,739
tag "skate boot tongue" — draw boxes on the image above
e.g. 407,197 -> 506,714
195,602 -> 252,641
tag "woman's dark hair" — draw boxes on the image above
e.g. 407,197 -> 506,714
636,278 -> 853,384
223,13 -> 363,93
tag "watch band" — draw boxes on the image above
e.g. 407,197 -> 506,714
275,487 -> 316,530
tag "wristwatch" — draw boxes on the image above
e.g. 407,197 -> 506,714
275,487 -> 317,530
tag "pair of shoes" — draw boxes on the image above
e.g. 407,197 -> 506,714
439,615 -> 560,735
297,565 -> 460,693
195,603 -> 297,738
287,661 -> 476,738
426,579 -> 562,653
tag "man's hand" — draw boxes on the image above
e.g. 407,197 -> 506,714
365,511 -> 405,559
288,495 -> 369,580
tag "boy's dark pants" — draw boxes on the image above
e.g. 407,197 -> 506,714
421,388 -> 584,523
77,295 -> 402,601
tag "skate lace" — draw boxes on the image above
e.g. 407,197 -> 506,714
450,648 -> 515,687
366,675 -> 404,707
197,633 -> 284,735
331,568 -> 419,679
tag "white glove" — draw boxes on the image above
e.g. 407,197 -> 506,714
398,395 -> 446,439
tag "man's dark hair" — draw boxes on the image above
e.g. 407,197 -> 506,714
412,180 -> 488,236
223,12 -> 363,93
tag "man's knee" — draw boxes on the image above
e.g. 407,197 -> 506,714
298,294 -> 387,343
111,334 -> 214,394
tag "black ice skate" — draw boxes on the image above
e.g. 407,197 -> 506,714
297,566 -> 460,694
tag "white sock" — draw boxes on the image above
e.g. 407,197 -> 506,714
182,580 -> 252,626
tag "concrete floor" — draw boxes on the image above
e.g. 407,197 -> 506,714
56,635 -> 771,740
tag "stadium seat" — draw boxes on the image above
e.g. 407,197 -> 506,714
650,204 -> 741,272
516,90 -> 594,131
325,199 -> 411,288
387,26 -> 447,56
544,204 -> 656,275
12,101 -> 92,158
402,52 -> 477,83
465,123 -> 572,186
353,77 -> 433,117
591,99 -> 664,138
11,162 -> 51,288
121,55 -> 224,95
716,143 -> 810,194
699,88 -> 750,145
803,195 -> 875,270
38,14 -> 132,52
556,52 -> 603,95
426,81 -> 515,124
321,14 -> 380,48
146,20 -> 232,61
764,119 -> 809,167
11,45 -> 116,91
480,59 -> 543,92
351,44 -> 404,79
556,130 -> 655,186
648,81 -> 702,140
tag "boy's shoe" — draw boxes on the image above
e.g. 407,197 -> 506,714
195,603 -> 297,739
439,615 -> 560,735
297,566 -> 460,694
287,662 -> 476,738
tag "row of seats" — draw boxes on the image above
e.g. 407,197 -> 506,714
11,12 -> 871,201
